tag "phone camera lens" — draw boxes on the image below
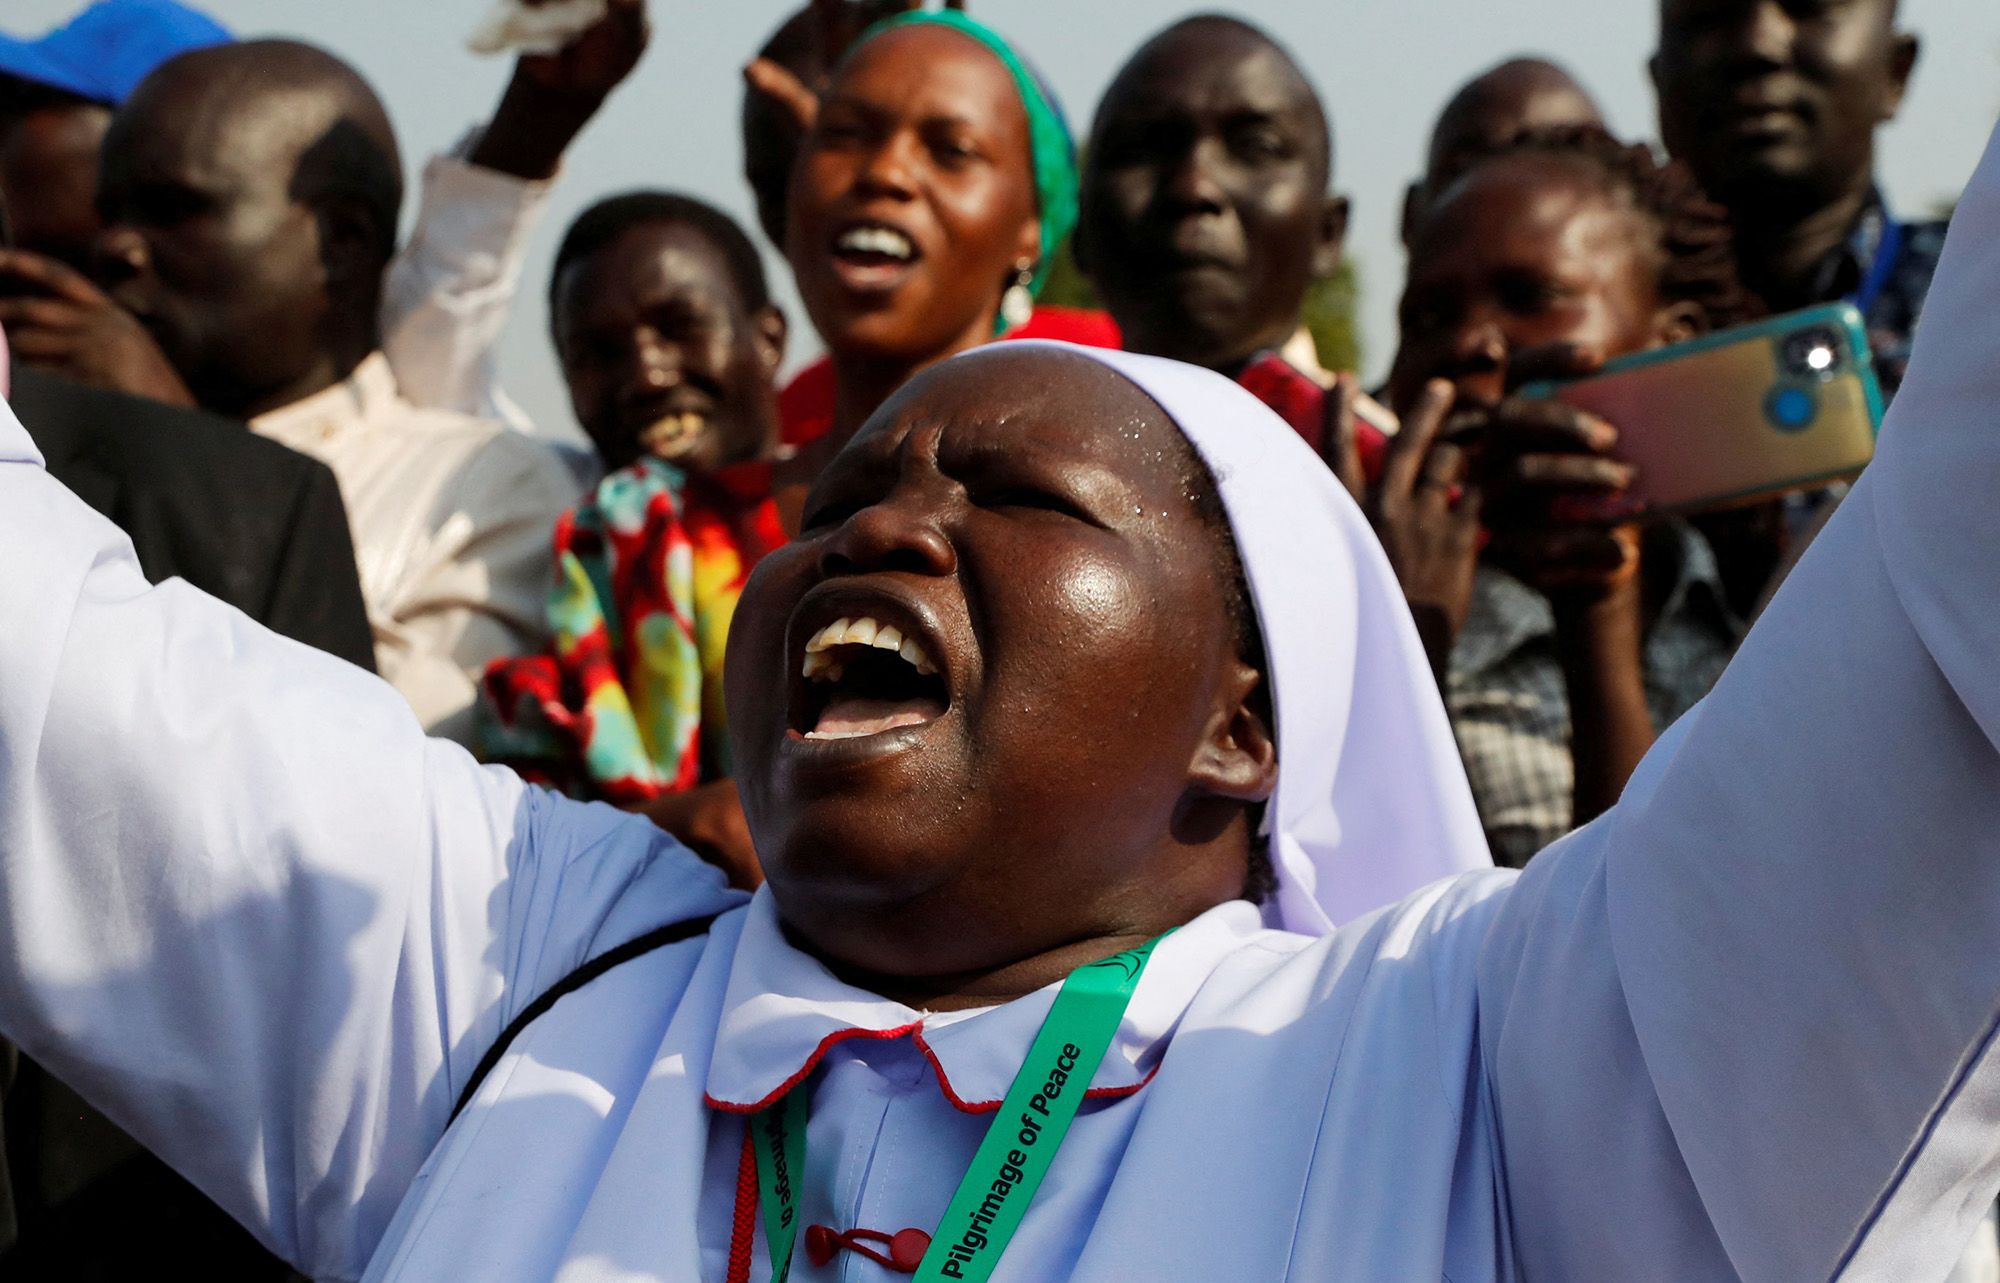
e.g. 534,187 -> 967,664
1782,327 -> 1845,380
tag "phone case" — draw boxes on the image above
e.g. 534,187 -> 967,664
1520,303 -> 1885,520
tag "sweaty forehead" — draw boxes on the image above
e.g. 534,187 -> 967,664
856,348 -> 1193,488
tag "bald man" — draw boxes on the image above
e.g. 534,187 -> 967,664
1402,57 -> 1605,243
91,40 -> 572,743
1076,16 -> 1347,380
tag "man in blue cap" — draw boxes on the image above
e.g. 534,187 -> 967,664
0,0 -> 230,270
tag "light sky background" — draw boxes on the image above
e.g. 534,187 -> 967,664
13,0 -> 2000,442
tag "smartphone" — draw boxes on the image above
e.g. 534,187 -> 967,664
1519,303 -> 1884,520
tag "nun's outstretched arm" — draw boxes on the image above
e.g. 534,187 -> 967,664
1477,119 -> 2000,1280
0,404 -> 740,1277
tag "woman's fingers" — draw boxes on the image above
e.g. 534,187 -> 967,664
1485,396 -> 1617,454
743,56 -> 819,132
1382,378 -> 1456,500
1319,373 -> 1368,503
0,248 -> 102,307
1504,452 -> 1633,492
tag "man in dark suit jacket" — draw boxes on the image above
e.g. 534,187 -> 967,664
3,362 -> 375,1279
9,363 -> 375,668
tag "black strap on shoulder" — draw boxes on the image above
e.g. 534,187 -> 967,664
449,912 -> 721,1125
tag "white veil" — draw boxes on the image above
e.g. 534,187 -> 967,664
1005,341 -> 1493,933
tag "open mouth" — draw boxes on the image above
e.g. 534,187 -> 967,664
794,613 -> 949,741
639,410 -> 710,460
829,222 -> 921,293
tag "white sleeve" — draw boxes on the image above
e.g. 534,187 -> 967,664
0,401 -> 740,1277
1479,121 -> 2000,1281
381,145 -> 550,434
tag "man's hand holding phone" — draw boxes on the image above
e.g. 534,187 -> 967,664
0,249 -> 195,408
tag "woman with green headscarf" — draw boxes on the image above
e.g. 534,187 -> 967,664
766,6 -> 1101,528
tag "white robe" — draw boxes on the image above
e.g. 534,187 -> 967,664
8,118 -> 2000,1283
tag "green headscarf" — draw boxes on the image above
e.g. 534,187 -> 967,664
850,9 -> 1078,303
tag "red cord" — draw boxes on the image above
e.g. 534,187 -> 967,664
806,1224 -> 932,1273
725,1123 -> 757,1283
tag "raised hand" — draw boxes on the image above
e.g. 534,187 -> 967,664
471,0 -> 651,180
742,0 -> 962,134
512,0 -> 649,101
1325,374 -> 1482,681
0,249 -> 194,407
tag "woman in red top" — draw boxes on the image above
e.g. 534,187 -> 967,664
751,9 -> 1092,527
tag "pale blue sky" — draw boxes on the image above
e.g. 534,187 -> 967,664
13,0 -> 1999,441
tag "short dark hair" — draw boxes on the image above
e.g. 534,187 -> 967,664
1456,126 -> 1764,333
548,191 -> 771,326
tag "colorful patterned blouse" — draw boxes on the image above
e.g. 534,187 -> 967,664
479,458 -> 786,803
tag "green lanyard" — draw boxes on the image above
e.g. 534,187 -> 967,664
750,933 -> 1167,1282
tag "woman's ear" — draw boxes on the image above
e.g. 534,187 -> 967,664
1188,659 -> 1278,804
1652,300 -> 1703,347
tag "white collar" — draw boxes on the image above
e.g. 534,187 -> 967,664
703,893 -> 1269,1116
251,352 -> 402,446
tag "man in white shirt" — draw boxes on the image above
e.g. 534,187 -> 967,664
87,38 -> 573,744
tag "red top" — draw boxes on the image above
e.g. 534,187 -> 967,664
777,306 -> 1124,448
777,311 -> 1386,483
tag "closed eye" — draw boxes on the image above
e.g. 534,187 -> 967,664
974,484 -> 1099,525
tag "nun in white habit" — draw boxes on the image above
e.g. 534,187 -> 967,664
8,123 -> 2000,1282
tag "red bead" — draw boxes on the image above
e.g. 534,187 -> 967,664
889,1228 -> 932,1270
805,1224 -> 838,1266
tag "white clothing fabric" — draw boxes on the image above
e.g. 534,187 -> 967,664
1013,341 -> 1491,932
251,352 -> 573,744
381,145 -> 602,489
7,119 -> 2000,1283
467,0 -> 607,56
1947,1209 -> 2000,1283
381,147 -> 547,439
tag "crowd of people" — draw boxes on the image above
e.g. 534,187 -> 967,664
0,0 -> 1989,1278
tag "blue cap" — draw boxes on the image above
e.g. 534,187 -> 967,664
0,0 -> 232,107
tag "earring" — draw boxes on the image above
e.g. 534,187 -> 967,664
1000,262 -> 1035,331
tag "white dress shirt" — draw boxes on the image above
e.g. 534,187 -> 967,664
252,353 -> 573,744
7,121 -> 2000,1283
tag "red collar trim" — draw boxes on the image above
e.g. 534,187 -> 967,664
704,1021 -> 1158,1117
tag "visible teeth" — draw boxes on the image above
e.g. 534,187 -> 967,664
805,618 -> 853,653
642,412 -> 704,454
836,226 -> 914,260
801,614 -> 940,681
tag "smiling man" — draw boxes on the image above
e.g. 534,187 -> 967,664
1652,0 -> 1940,391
